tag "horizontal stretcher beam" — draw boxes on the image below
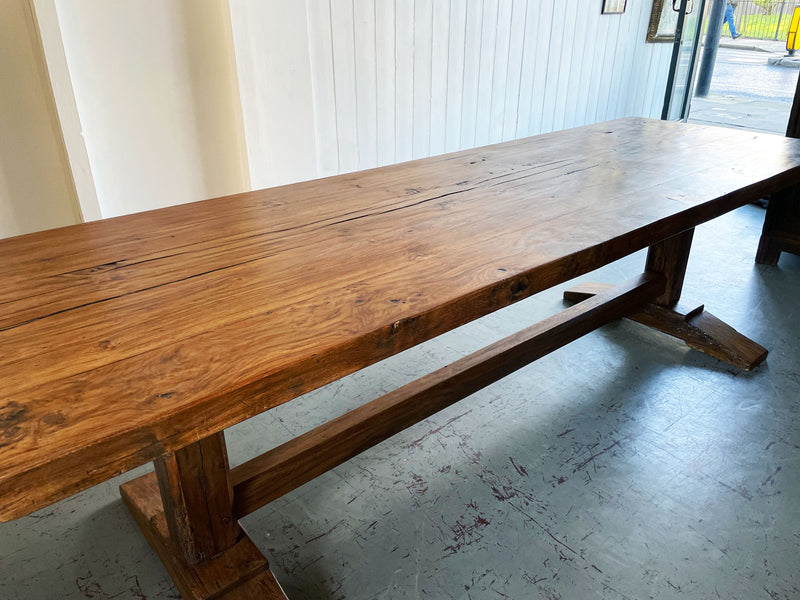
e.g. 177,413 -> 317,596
229,272 -> 665,518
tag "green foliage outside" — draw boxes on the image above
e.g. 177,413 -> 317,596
708,11 -> 794,39
723,13 -> 792,40
753,0 -> 782,14
730,13 -> 792,38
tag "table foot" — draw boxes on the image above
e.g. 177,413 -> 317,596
564,282 -> 767,370
121,471 -> 288,600
755,235 -> 783,266
756,185 -> 800,265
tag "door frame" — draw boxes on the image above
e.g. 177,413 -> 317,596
661,0 -> 708,121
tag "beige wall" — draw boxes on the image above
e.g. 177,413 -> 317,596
0,0 -> 80,239
52,0 -> 249,219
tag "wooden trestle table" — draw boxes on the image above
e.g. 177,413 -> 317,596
2,118 -> 799,599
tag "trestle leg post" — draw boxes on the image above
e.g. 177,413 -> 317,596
120,432 -> 288,600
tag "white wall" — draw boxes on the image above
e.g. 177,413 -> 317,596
228,1 -> 318,190
0,0 -> 80,238
3,0 -> 673,236
230,0 -> 674,187
52,0 -> 249,218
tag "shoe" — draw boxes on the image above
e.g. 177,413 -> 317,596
733,33 -> 741,39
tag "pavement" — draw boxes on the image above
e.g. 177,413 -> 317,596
719,37 -> 788,53
722,37 -> 800,67
688,37 -> 797,134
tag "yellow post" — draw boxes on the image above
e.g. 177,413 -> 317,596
787,6 -> 800,55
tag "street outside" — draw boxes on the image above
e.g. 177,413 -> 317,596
708,47 -> 797,101
688,41 -> 800,133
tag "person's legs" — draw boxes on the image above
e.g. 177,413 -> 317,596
724,5 -> 739,37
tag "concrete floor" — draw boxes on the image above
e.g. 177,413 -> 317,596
1,203 -> 799,600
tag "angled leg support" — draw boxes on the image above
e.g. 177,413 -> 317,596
564,230 -> 767,370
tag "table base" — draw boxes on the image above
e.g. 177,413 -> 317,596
120,229 -> 767,599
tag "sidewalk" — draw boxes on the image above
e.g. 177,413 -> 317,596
718,37 -> 788,53
688,38 -> 794,134
722,36 -> 800,66
689,95 -> 790,133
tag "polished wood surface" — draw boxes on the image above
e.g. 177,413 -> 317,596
120,471 -> 288,600
3,118 -> 800,523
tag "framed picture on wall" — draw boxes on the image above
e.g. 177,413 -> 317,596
647,0 -> 696,42
602,0 -> 627,13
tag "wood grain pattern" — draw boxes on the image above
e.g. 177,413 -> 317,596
2,118 -> 800,522
154,432 -> 238,565
229,272 -> 664,517
645,229 -> 694,306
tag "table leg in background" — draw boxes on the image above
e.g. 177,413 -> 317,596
564,229 -> 767,370
756,185 -> 800,265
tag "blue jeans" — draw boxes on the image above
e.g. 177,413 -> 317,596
724,5 -> 738,36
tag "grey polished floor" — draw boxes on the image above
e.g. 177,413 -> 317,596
1,203 -> 798,600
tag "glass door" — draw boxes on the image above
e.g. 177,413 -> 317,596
662,0 -> 707,120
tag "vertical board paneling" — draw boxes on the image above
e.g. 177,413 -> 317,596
552,0 -> 579,131
234,0 -> 677,189
540,1 -> 564,133
459,0 -> 482,150
564,1 -> 600,127
488,0 -> 512,145
354,0 -> 378,170
501,0 -> 527,142
529,1 -> 554,135
375,0 -> 396,166
586,8 -> 612,125
574,5 -> 601,127
412,0 -> 433,159
597,11 -> 622,122
645,45 -> 672,118
515,0 -> 540,138
474,0 -> 498,147
627,0 -> 651,118
395,1 -> 414,162
229,0 -> 317,189
330,0 -> 359,172
429,1 -> 450,157
445,0 -> 466,153
613,4 -> 639,119
306,0 -> 339,177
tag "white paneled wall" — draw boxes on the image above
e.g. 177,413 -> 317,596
15,0 -> 672,229
230,0 -> 673,190
229,1 -> 318,190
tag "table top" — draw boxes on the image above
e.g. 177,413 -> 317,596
2,117 -> 800,521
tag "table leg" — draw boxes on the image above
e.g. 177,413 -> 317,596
756,185 -> 800,265
120,432 -> 288,600
564,229 -> 767,370
644,228 -> 694,307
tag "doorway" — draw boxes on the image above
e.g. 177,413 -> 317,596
675,0 -> 800,134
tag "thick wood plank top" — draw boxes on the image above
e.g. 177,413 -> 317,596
2,118 -> 800,521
